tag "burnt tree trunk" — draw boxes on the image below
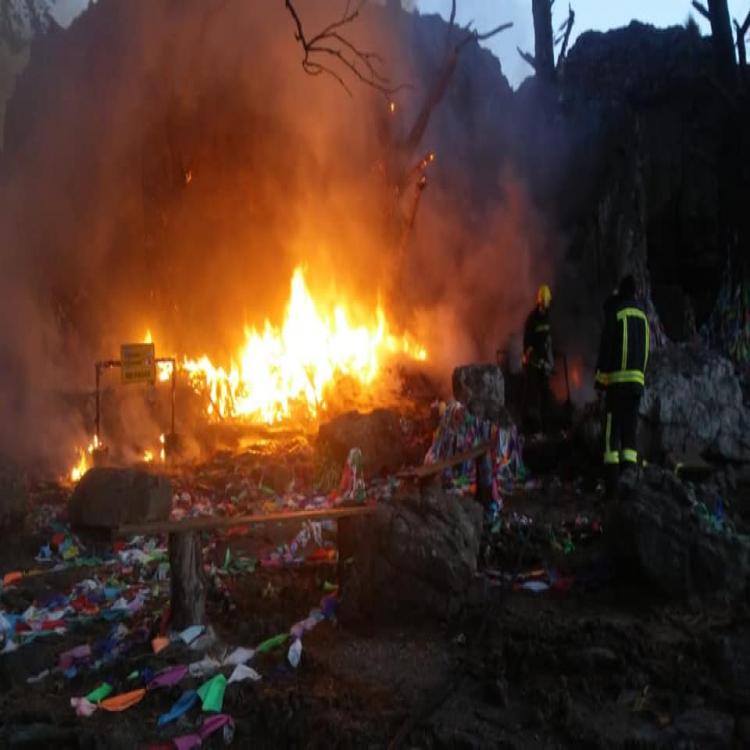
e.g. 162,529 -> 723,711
707,0 -> 736,84
532,0 -> 555,84
169,531 -> 207,629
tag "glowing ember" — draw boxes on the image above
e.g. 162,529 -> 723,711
183,266 -> 426,423
69,435 -> 100,483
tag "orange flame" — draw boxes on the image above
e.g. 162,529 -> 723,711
182,266 -> 426,423
69,435 -> 100,483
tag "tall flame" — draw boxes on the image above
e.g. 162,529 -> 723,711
183,266 -> 426,422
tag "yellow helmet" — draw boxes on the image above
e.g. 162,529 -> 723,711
537,284 -> 552,307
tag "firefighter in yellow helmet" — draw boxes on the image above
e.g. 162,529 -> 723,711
522,284 -> 554,433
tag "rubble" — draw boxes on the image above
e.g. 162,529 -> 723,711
317,409 -> 410,476
338,485 -> 483,622
451,364 -> 507,423
640,344 -> 750,463
69,468 -> 173,529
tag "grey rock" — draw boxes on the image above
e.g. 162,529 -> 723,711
338,483 -> 483,622
609,466 -> 750,600
640,345 -> 750,463
69,467 -> 172,529
452,364 -> 506,423
672,708 -> 734,747
0,457 -> 27,530
317,409 -> 406,475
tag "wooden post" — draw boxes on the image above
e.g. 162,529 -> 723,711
169,531 -> 207,629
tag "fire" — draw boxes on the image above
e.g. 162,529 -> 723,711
183,266 -> 426,422
69,435 -> 100,483
142,330 -> 173,382
143,450 -> 154,463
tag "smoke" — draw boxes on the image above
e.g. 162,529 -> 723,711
0,0 -> 554,471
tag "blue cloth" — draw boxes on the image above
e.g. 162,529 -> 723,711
157,690 -> 199,727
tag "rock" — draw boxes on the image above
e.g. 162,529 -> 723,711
640,345 -> 750,463
338,483 -> 483,622
672,709 -> 734,746
0,457 -> 26,530
452,365 -> 506,423
317,409 -> 407,475
69,467 -> 172,529
609,466 -> 750,600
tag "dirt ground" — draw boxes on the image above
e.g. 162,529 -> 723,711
1,477 -> 749,749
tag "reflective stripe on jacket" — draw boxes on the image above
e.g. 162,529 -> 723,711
595,299 -> 649,390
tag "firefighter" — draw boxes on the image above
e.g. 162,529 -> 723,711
595,274 -> 649,499
522,284 -> 554,433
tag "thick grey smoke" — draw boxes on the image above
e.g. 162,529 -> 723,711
0,0 -> 552,472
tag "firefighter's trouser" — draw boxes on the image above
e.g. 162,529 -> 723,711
602,385 -> 641,468
523,365 -> 550,433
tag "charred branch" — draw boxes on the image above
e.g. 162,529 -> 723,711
533,0 -> 556,83
734,10 -> 750,69
707,0 -> 737,84
283,0 -> 404,96
691,1 -> 711,21
556,5 -> 576,70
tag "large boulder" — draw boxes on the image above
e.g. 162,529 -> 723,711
338,483 -> 483,622
609,466 -> 750,601
640,345 -> 750,463
317,409 -> 407,476
0,457 -> 27,530
69,468 -> 172,529
452,364 -> 506,423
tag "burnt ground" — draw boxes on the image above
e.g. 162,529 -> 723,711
1,480 -> 749,749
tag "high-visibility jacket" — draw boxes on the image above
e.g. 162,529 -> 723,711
595,296 -> 649,391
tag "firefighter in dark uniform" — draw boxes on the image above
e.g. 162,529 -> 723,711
595,275 -> 650,498
522,284 -> 554,433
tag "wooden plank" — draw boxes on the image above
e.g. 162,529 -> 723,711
115,504 -> 377,537
397,442 -> 490,480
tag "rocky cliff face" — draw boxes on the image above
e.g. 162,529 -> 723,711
1,0 -> 57,50
546,22 -> 727,338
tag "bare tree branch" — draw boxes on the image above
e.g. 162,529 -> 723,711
692,1 -> 712,22
283,0 -> 406,96
518,47 -> 538,71
556,5 -> 575,69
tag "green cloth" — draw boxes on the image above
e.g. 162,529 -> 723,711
255,632 -> 288,655
86,682 -> 113,702
197,674 -> 227,712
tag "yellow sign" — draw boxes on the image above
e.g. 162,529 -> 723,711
121,343 -> 156,385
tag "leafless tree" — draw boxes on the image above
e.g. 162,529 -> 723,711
518,1 -> 575,83
692,0 -> 737,84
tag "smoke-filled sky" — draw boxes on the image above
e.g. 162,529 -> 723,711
53,0 -> 750,88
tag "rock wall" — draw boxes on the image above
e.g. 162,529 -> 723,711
640,344 -> 750,462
